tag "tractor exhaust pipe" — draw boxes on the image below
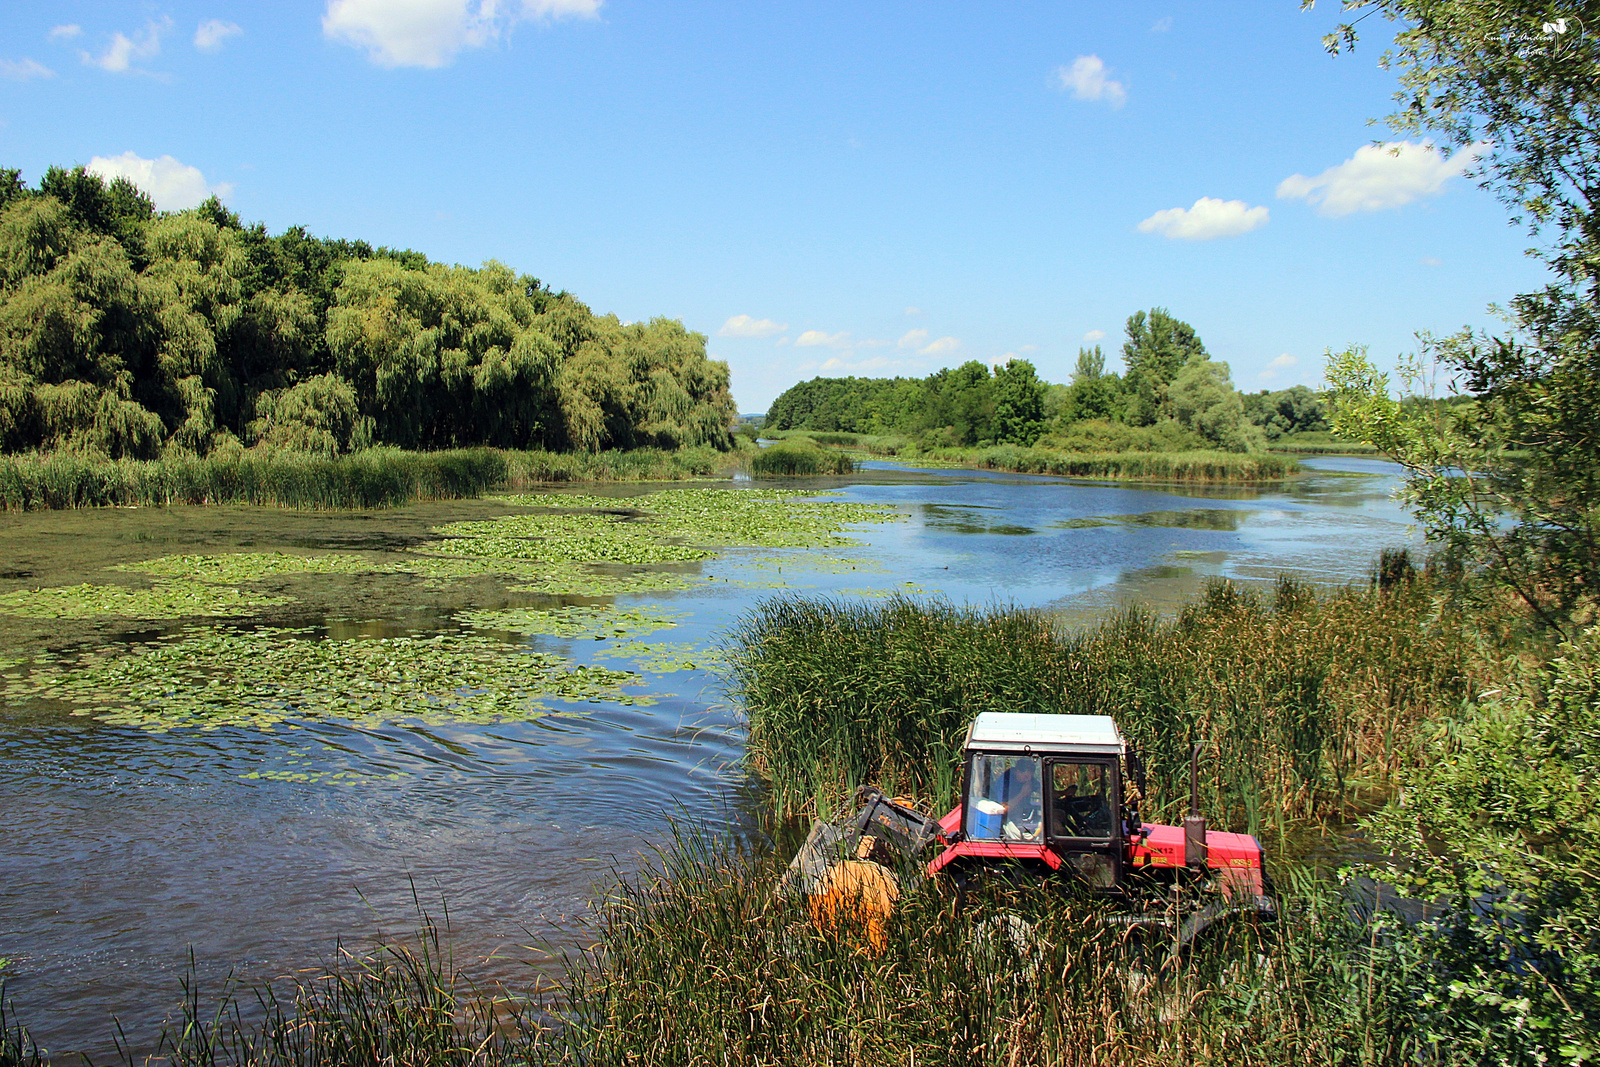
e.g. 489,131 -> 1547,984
1184,742 -> 1207,869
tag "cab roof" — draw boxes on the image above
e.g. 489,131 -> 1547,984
964,713 -> 1124,756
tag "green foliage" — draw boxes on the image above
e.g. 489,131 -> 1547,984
1059,345 -> 1125,422
1356,627 -> 1600,1064
1122,307 -> 1208,425
0,166 -> 735,461
1167,359 -> 1263,452
1244,384 -> 1330,440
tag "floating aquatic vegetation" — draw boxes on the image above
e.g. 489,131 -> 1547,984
431,513 -> 713,565
0,580 -> 294,620
502,569 -> 706,597
116,552 -> 387,584
494,487 -> 900,550
460,604 -> 685,642
597,640 -> 726,674
4,627 -> 646,732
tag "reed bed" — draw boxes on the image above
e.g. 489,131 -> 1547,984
942,445 -> 1302,483
729,575 -> 1488,833
530,831 -> 1459,1067
749,441 -> 855,476
0,446 -> 731,511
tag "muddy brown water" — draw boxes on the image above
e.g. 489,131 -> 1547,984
0,457 -> 1417,1058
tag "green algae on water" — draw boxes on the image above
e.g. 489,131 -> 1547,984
4,627 -> 647,732
460,604 -> 686,642
116,552 -> 389,584
0,580 -> 295,619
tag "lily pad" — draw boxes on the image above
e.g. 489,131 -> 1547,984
0,580 -> 294,620
3,627 -> 647,732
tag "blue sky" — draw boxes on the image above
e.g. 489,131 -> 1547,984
1,1 -> 1553,412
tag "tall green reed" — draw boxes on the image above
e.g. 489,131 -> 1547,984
749,442 -> 855,476
729,577 -> 1486,833
0,445 -> 733,511
530,828 -> 1462,1067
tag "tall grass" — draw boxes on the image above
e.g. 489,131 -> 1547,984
729,575 -> 1488,832
749,441 -> 854,476
942,445 -> 1302,483
532,830 -> 1464,1067
0,446 -> 731,511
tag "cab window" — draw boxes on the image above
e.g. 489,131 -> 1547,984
963,753 -> 1042,842
1049,761 -> 1114,840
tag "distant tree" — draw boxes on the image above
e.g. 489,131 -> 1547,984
992,358 -> 1046,445
1167,359 -> 1259,452
1242,385 -> 1329,440
1061,345 -> 1123,423
1121,308 -> 1207,425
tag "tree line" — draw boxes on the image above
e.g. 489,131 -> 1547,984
0,166 -> 736,459
764,308 -> 1328,453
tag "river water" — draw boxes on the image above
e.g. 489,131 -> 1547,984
0,456 -> 1416,1058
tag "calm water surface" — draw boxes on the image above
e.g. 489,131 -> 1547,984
0,456 -> 1416,1057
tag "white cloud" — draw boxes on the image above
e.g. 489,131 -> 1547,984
1258,353 -> 1298,382
717,314 -> 787,338
795,330 -> 852,349
1054,55 -> 1125,108
1151,16 -> 1173,32
194,19 -> 242,51
83,18 -> 170,73
1,58 -> 54,80
1276,141 -> 1483,217
1137,197 -> 1269,240
897,328 -> 929,349
919,336 -> 961,357
87,152 -> 232,211
50,25 -> 82,40
814,353 -> 924,376
903,306 -> 922,316
323,0 -> 601,69
1420,256 -> 1442,267
1082,329 -> 1106,343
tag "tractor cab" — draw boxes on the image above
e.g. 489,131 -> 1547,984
931,712 -> 1137,889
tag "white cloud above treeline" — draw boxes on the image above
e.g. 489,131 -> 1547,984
795,330 -> 851,349
194,20 -> 243,51
323,0 -> 601,69
50,25 -> 82,40
87,152 -> 232,211
1258,353 -> 1298,382
82,18 -> 170,73
919,336 -> 960,356
717,314 -> 787,338
1277,141 -> 1484,216
1054,55 -> 1125,108
1138,197 -> 1269,240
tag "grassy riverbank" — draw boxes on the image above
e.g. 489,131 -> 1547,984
0,446 -> 730,511
768,430 -> 1302,482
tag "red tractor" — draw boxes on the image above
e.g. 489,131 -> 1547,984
780,712 -> 1275,945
